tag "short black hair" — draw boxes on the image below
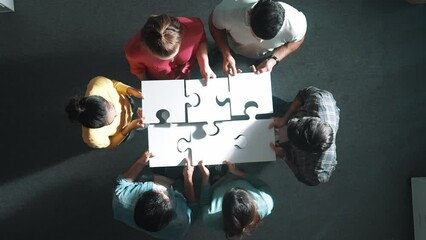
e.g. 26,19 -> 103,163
250,0 -> 285,40
222,188 -> 260,239
65,95 -> 108,128
134,190 -> 174,232
287,117 -> 334,153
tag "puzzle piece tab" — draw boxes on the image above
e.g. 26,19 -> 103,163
142,80 -> 198,124
218,72 -> 273,117
178,117 -> 276,166
147,124 -> 193,167
145,73 -> 275,167
185,77 -> 231,135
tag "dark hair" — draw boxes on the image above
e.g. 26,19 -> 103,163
222,188 -> 260,239
134,190 -> 174,232
250,0 -> 285,40
140,14 -> 183,58
287,117 -> 334,153
65,95 -> 108,128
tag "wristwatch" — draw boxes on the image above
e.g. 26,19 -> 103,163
268,55 -> 280,65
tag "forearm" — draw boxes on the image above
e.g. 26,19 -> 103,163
196,42 -> 210,70
120,124 -> 132,137
122,155 -> 147,181
184,178 -> 196,203
272,37 -> 305,62
208,13 -> 231,57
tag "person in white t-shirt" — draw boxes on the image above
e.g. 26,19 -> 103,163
209,0 -> 307,75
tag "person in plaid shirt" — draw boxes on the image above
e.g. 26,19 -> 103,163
270,86 -> 340,186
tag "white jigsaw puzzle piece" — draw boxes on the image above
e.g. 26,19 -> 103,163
224,72 -> 273,117
148,124 -> 193,167
219,118 -> 276,164
142,80 -> 198,124
185,77 -> 231,135
188,118 -> 276,166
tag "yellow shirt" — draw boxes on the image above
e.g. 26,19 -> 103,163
82,76 -> 133,149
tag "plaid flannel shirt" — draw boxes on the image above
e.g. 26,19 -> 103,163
285,86 -> 340,186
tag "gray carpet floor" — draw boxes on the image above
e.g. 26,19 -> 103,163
0,0 -> 425,239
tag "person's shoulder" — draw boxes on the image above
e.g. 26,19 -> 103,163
89,76 -> 111,84
82,126 -> 112,149
178,17 -> 204,28
86,76 -> 114,93
279,2 -> 303,14
217,0 -> 256,8
125,32 -> 142,54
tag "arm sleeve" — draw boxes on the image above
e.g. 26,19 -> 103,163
114,175 -> 153,200
193,17 -> 207,43
317,172 -> 330,183
244,174 -> 271,194
111,79 -> 130,95
124,39 -> 147,78
244,175 -> 274,217
84,131 -> 125,149
315,146 -> 337,184
289,12 -> 307,42
211,3 -> 228,30
295,86 -> 321,105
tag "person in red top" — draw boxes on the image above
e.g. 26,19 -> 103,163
125,15 -> 216,84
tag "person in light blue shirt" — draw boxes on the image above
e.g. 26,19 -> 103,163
112,151 -> 196,240
199,160 -> 274,239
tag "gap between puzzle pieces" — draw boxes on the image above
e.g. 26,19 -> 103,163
141,72 -> 273,125
148,118 -> 276,167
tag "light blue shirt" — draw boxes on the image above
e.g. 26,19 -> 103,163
200,173 -> 274,231
112,175 -> 193,240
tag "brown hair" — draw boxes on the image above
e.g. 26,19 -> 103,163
140,14 -> 183,58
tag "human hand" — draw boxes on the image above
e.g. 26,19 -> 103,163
268,117 -> 287,129
183,158 -> 194,180
224,160 -> 245,177
252,58 -> 276,74
129,118 -> 144,130
198,161 -> 210,184
222,54 -> 241,76
269,142 -> 285,158
139,151 -> 153,164
201,66 -> 216,85
127,87 -> 144,99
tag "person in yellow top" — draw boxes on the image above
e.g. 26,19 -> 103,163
66,76 -> 144,149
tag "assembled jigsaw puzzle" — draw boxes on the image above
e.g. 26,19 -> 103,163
142,72 -> 276,167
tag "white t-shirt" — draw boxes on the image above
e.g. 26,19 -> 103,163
212,0 -> 307,58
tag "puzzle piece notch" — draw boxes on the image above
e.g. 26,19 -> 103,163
217,72 -> 273,118
234,134 -> 247,149
185,93 -> 200,108
148,123 -> 194,167
185,77 -> 231,124
202,122 -> 220,136
142,79 -> 200,124
177,135 -> 191,153
183,118 -> 275,166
